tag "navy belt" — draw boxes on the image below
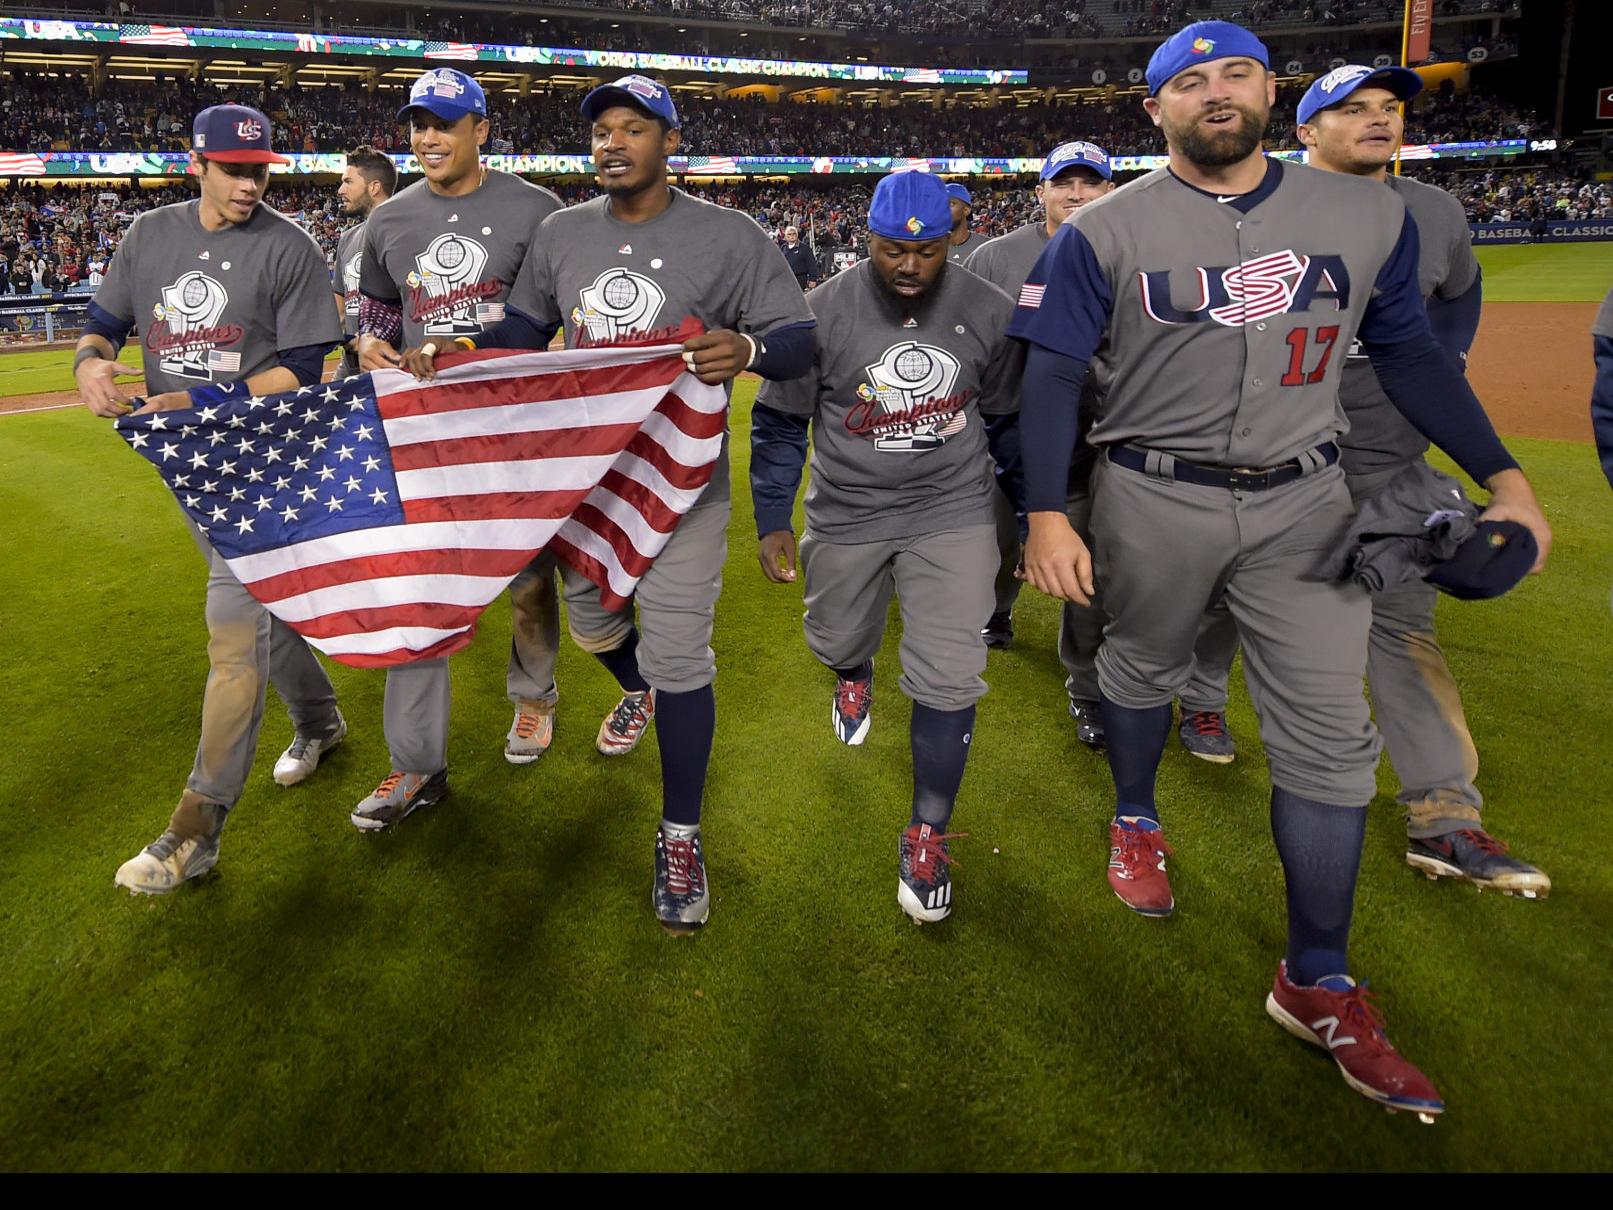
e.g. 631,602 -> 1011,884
1107,442 -> 1339,492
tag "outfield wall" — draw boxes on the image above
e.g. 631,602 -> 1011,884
1470,220 -> 1613,244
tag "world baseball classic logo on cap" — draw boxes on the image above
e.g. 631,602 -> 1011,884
905,216 -> 925,235
1192,36 -> 1215,54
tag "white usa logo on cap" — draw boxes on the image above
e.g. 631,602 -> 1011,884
1317,64 -> 1373,94
234,120 -> 263,141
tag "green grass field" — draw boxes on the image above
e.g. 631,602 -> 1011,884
1,366 -> 1610,1169
1475,241 -> 1613,303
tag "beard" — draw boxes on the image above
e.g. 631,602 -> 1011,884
1169,104 -> 1268,168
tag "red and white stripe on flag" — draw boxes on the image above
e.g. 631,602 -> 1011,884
123,24 -> 191,46
224,328 -> 726,667
0,152 -> 48,175
1017,283 -> 1046,309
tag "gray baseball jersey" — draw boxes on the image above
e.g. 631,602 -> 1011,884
947,230 -> 989,265
333,219 -> 366,379
1338,174 -> 1481,476
506,187 -> 814,501
1009,159 -> 1413,467
1596,285 -> 1613,339
359,170 -> 562,348
964,221 -> 1049,293
755,259 -> 1021,543
92,200 -> 340,395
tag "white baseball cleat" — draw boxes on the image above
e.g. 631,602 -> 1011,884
273,711 -> 348,786
114,802 -> 226,895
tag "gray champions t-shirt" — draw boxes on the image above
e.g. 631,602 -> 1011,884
92,199 -> 341,395
754,259 -> 1022,543
505,188 -> 815,503
1339,173 -> 1481,476
947,230 -> 990,265
965,221 -> 1049,290
333,218 -> 366,378
359,170 -> 563,348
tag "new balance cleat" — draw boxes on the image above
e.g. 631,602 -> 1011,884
1179,709 -> 1235,763
981,610 -> 1014,651
114,799 -> 225,895
898,823 -> 963,924
1108,817 -> 1175,917
272,711 -> 348,786
1265,961 -> 1445,1123
653,825 -> 709,933
833,667 -> 874,746
350,769 -> 449,831
505,703 -> 555,764
1069,698 -> 1105,750
597,689 -> 655,756
1407,827 -> 1551,899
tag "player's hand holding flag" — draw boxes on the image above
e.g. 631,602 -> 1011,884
113,320 -> 727,667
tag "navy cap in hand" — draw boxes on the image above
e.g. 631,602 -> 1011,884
1426,520 -> 1538,600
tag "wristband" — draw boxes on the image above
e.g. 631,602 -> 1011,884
741,333 -> 758,369
74,346 -> 110,372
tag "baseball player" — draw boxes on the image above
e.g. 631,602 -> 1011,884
750,171 -> 1023,924
964,142 -> 1114,750
1177,64 -> 1551,897
351,67 -> 565,830
332,147 -> 397,381
401,75 -> 816,931
1594,285 -> 1613,492
944,183 -> 988,265
1008,21 -> 1551,1117
74,105 -> 346,893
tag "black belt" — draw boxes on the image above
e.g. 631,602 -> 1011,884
1106,442 -> 1339,492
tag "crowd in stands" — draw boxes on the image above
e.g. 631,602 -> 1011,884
0,71 -> 1547,161
3,159 -> 1601,304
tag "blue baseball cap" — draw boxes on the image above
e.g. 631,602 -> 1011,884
1426,521 -> 1538,601
398,68 -> 487,123
945,182 -> 973,207
192,105 -> 287,164
1041,140 -> 1111,181
581,74 -> 681,129
1296,63 -> 1424,125
868,172 -> 952,242
1146,20 -> 1270,95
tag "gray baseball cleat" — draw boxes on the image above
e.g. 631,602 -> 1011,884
505,703 -> 555,764
115,798 -> 226,895
350,769 -> 449,832
273,711 -> 348,786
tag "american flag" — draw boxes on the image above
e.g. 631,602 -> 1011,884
685,156 -> 740,176
114,328 -> 726,668
1017,283 -> 1046,309
423,41 -> 480,60
122,24 -> 192,46
0,152 -> 47,175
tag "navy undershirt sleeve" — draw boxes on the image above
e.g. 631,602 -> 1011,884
83,300 -> 132,352
1020,344 -> 1090,513
749,403 -> 810,537
468,305 -> 561,351
750,321 -> 816,381
1593,333 -> 1613,492
277,343 -> 332,388
1004,224 -> 1113,360
985,412 -> 1025,521
1357,211 -> 1432,345
1425,268 -> 1482,375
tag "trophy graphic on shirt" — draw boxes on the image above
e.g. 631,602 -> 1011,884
575,268 -> 667,342
154,270 -> 236,379
342,251 -> 363,317
860,340 -> 964,452
412,232 -> 494,335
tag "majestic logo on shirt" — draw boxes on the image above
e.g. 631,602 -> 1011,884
573,268 -> 667,342
407,233 -> 504,335
342,251 -> 363,317
849,341 -> 969,453
1138,250 -> 1350,327
146,270 -> 243,381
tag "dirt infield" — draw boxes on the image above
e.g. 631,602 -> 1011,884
2,302 -> 1598,439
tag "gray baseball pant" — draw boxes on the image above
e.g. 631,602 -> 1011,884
799,523 -> 996,711
1092,454 -> 1380,807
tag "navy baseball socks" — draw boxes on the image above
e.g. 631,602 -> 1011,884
1099,698 -> 1175,917
899,703 -> 973,924
652,685 -> 714,932
1266,787 -> 1444,1120
594,627 -> 657,756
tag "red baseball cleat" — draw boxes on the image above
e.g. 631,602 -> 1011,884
1107,817 -> 1175,917
1265,961 -> 1445,1123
